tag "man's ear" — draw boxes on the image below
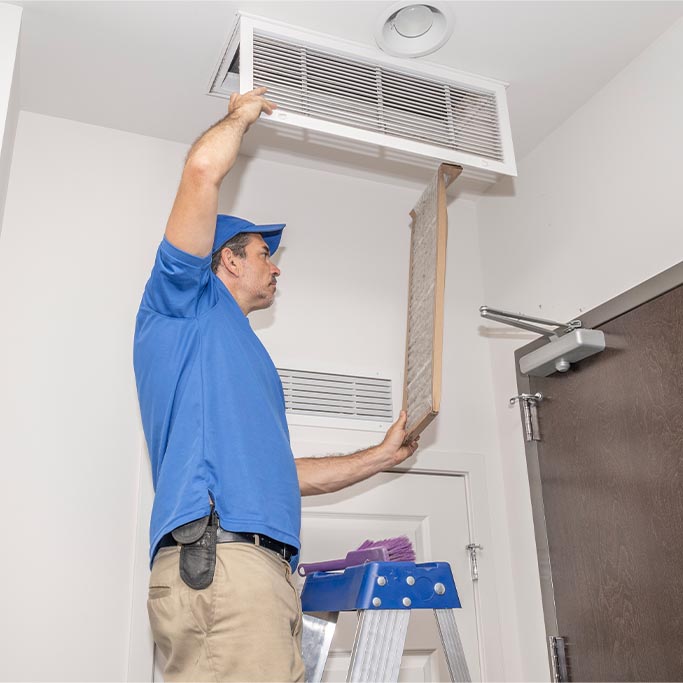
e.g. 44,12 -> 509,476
221,248 -> 242,277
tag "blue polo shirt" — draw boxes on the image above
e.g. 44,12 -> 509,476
134,237 -> 301,566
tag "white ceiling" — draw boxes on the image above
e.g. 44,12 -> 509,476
11,1 -> 683,193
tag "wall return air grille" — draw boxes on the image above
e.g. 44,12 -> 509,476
209,13 -> 516,176
277,368 -> 393,423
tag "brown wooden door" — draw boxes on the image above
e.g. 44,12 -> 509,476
520,283 -> 683,681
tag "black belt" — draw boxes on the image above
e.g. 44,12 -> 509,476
159,527 -> 296,562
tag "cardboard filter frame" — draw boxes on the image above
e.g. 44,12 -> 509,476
402,163 -> 462,441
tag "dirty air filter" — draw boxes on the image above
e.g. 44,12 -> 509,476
403,163 -> 461,439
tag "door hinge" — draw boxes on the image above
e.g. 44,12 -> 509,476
549,636 -> 569,682
465,543 -> 483,581
510,392 -> 543,441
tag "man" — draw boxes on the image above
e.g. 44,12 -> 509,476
134,87 -> 419,682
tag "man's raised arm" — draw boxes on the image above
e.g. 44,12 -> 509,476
165,87 -> 277,257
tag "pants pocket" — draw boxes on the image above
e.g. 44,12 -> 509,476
147,594 -> 174,664
148,584 -> 172,600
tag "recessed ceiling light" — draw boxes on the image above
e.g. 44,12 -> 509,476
394,5 -> 434,38
375,2 -> 454,58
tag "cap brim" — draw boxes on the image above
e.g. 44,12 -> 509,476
254,223 -> 286,234
212,222 -> 285,256
254,224 -> 285,255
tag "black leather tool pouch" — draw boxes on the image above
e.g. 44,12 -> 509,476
172,506 -> 218,590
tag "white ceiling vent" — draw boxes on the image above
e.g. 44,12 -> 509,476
209,13 -> 516,177
277,368 -> 393,423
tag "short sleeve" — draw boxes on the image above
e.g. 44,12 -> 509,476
140,237 -> 213,318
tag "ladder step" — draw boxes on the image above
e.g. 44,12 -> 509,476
301,561 -> 462,612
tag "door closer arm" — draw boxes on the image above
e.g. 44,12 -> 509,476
479,306 -> 581,339
480,306 -> 605,377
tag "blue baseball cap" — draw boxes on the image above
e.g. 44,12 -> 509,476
212,214 -> 285,256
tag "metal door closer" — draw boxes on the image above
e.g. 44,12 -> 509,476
300,561 -> 471,682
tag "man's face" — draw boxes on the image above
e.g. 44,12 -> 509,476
237,234 -> 281,313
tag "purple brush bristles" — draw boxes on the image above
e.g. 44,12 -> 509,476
356,535 -> 416,562
297,535 -> 416,575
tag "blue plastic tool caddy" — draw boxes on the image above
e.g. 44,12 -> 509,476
300,561 -> 461,612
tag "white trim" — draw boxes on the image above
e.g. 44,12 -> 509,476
126,439 -> 155,682
240,15 -> 254,92
206,11 -> 241,95
259,112 -> 513,176
396,449 -> 504,681
287,412 -> 391,433
495,88 -> 517,176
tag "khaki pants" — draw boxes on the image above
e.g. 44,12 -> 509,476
148,542 -> 305,682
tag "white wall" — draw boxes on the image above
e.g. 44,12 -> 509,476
0,3 -> 22,234
0,112 -> 186,681
477,16 -> 683,681
1,110 -> 506,680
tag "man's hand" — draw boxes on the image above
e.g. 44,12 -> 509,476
228,86 -> 278,132
378,410 -> 420,467
296,410 -> 419,496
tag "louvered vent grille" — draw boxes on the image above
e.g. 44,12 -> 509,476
277,368 -> 393,422
252,33 -> 504,162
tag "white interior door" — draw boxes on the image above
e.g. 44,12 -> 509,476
298,471 -> 480,682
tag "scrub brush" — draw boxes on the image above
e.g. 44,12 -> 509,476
297,535 -> 416,576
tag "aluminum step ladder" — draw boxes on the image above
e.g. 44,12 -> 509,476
300,561 -> 471,682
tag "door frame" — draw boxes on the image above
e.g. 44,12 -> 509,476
513,259 -> 683,662
392,449 -> 504,682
